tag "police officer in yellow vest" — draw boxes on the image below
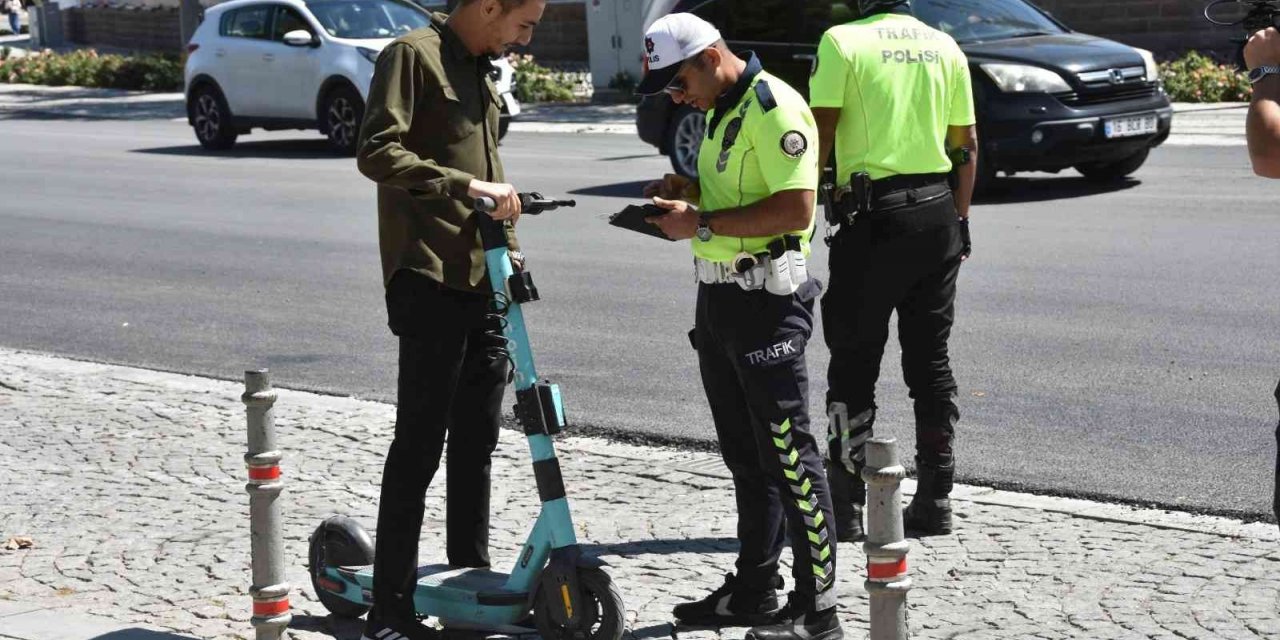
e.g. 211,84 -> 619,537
810,0 -> 978,542
637,13 -> 842,640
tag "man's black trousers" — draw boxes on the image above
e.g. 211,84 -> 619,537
695,279 -> 838,611
372,271 -> 509,618
824,191 -> 965,473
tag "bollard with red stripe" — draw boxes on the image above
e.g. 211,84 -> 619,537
244,369 -> 291,640
862,438 -> 911,640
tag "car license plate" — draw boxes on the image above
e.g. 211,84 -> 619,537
1103,114 -> 1158,139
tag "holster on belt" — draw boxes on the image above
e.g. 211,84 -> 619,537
832,172 -> 872,227
833,172 -> 951,227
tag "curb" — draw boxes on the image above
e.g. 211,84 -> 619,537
34,348 -> 1279,542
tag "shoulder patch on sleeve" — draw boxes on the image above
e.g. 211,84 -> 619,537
754,81 -> 778,113
780,130 -> 808,158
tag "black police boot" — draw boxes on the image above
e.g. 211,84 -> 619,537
826,461 -> 865,543
673,573 -> 783,627
903,459 -> 955,536
745,594 -> 843,640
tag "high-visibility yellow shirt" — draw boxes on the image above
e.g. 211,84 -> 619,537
696,56 -> 819,263
809,13 -> 976,182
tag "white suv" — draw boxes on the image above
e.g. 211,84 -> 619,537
184,0 -> 521,153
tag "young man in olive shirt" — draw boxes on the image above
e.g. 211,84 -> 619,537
355,0 -> 545,637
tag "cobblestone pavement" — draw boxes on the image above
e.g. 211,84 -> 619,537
1,349 -> 1278,640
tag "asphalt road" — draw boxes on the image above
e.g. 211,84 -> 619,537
2,117 -> 1277,520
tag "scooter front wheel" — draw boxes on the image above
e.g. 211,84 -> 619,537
534,567 -> 626,640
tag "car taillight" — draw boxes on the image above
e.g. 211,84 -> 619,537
187,44 -> 200,54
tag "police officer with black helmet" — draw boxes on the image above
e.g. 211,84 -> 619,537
809,0 -> 978,542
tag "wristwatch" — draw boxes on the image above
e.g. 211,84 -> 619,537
695,212 -> 714,242
1249,65 -> 1280,84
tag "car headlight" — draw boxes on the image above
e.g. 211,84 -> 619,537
358,47 -> 379,64
980,63 -> 1071,94
1135,47 -> 1159,83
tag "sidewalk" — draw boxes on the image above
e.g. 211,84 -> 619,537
0,80 -> 1249,143
1,349 -> 1278,640
0,82 -> 636,133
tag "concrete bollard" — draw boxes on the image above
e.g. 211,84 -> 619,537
243,370 -> 291,640
862,438 -> 911,640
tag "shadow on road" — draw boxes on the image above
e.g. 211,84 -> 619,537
133,139 -> 345,161
582,536 -> 737,557
568,180 -> 652,199
573,175 -> 1140,205
977,176 -> 1141,204
291,614 -> 365,639
88,630 -> 200,640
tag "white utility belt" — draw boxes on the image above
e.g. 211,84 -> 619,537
693,236 -> 810,295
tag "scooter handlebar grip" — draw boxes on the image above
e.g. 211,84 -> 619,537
474,197 -> 498,213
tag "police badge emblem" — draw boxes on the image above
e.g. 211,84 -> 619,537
781,131 -> 808,158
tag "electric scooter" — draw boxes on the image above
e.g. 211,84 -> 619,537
307,194 -> 626,639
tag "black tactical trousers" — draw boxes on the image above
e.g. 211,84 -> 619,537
695,279 -> 838,611
1273,380 -> 1279,528
824,191 -> 965,476
372,271 -> 509,619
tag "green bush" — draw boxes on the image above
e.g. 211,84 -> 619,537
0,49 -> 183,91
1159,51 -> 1251,102
607,70 -> 636,94
507,53 -> 580,103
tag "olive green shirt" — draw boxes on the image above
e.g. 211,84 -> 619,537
357,13 -> 517,293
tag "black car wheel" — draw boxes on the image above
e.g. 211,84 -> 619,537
666,106 -> 705,179
190,84 -> 238,151
323,85 -> 365,156
1075,148 -> 1149,183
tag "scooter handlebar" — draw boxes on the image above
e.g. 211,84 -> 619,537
474,193 -> 577,216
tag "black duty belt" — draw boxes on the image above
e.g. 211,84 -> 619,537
868,173 -> 949,200
827,172 -> 952,228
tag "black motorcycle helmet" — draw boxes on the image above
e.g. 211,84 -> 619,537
853,0 -> 911,19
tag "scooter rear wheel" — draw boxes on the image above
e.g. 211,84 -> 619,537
534,567 -> 626,640
308,516 -> 375,619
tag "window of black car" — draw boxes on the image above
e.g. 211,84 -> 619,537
788,0 -> 1070,46
221,5 -> 273,39
306,0 -> 430,39
685,0 -> 793,44
273,6 -> 315,40
912,0 -> 1065,44
795,2 -> 858,44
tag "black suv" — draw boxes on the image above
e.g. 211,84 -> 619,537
636,0 -> 1174,188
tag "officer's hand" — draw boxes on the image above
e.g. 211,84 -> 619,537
642,174 -> 695,200
645,197 -> 698,241
468,180 -> 523,223
1246,27 -> 1280,70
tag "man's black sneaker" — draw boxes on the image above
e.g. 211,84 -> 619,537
361,614 -> 438,640
746,606 -> 843,640
672,573 -> 783,627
